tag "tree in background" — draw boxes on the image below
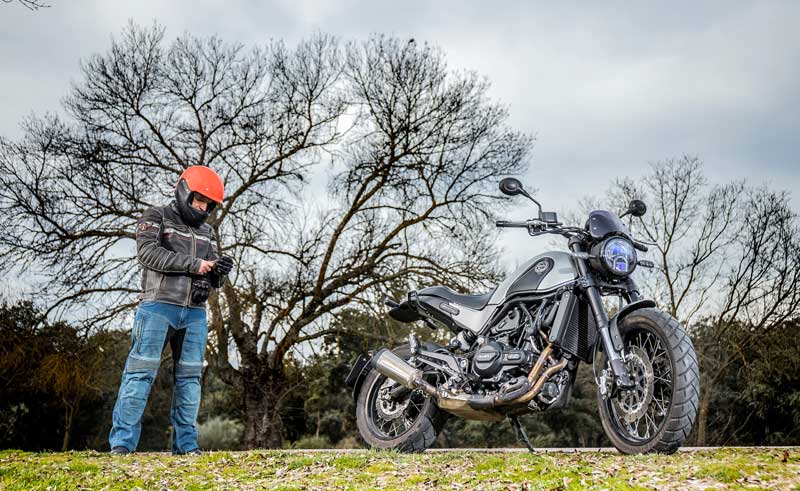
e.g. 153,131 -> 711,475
0,24 -> 531,448
0,298 -> 248,452
0,301 -> 109,450
0,0 -> 50,10
608,157 -> 800,445
30,323 -> 105,451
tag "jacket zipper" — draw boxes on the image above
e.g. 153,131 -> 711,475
186,227 -> 196,306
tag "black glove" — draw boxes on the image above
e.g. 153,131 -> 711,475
190,276 -> 212,304
213,256 -> 234,276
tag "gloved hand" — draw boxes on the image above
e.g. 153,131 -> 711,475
190,276 -> 212,304
213,256 -> 234,277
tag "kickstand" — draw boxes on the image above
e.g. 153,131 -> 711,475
510,416 -> 535,453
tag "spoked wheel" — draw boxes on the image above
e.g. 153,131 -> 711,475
597,308 -> 700,454
368,377 -> 428,438
356,345 -> 447,452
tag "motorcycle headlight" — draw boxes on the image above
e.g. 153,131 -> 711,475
599,237 -> 637,276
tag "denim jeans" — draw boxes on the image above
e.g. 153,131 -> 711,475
109,301 -> 208,454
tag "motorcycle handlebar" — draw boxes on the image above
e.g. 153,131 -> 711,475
495,220 -> 531,228
497,219 -> 650,250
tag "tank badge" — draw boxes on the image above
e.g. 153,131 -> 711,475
534,260 -> 549,274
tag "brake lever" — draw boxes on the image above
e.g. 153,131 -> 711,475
526,223 -> 545,235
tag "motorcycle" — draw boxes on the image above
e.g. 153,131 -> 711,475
345,178 -> 699,454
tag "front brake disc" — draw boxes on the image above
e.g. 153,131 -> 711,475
612,346 -> 654,423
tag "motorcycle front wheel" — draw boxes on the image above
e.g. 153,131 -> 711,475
355,345 -> 448,452
597,308 -> 700,454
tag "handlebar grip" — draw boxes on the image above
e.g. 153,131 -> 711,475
633,241 -> 649,252
495,220 -> 529,228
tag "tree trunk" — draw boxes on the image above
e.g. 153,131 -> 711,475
61,398 -> 79,452
242,369 -> 288,449
695,389 -> 711,446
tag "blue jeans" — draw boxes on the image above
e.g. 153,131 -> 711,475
109,301 -> 208,454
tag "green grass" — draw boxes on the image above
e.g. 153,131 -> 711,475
0,448 -> 798,490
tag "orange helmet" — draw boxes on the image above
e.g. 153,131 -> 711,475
174,166 -> 224,227
178,166 -> 224,203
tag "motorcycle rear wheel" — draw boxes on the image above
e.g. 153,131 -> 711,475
355,345 -> 448,452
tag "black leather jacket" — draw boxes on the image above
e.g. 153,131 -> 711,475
136,202 -> 221,307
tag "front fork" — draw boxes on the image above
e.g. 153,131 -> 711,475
569,241 -> 635,389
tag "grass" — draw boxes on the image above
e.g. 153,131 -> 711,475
0,447 -> 798,490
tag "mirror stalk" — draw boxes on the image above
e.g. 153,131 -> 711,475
520,189 -> 544,220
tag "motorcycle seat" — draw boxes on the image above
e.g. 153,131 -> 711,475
418,285 -> 494,311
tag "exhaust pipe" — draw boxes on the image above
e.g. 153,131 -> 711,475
371,346 -> 567,421
372,349 -> 437,397
372,349 -> 502,420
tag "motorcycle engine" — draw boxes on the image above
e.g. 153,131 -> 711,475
471,340 -> 532,381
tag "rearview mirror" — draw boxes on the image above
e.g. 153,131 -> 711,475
499,177 -> 545,218
623,199 -> 647,218
499,177 -> 525,196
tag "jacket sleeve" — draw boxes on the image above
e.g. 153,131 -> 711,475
136,208 -> 201,274
206,227 -> 225,289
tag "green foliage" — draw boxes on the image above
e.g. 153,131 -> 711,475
0,300 -> 246,452
198,416 -> 244,451
0,300 -> 109,451
289,435 -> 331,449
693,320 -> 800,445
3,295 -> 800,451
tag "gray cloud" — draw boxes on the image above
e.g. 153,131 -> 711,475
1,0 -> 797,269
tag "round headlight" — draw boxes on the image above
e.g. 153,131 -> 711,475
601,237 -> 637,276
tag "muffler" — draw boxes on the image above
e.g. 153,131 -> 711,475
372,347 -> 566,421
372,349 -> 437,397
372,349 -> 503,421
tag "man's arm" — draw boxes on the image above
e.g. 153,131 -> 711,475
137,208 -> 201,274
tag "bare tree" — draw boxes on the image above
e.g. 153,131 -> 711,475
610,157 -> 742,324
1,0 -> 50,10
0,25 -> 531,447
607,157 -> 800,444
690,186 -> 800,444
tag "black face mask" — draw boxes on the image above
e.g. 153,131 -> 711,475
175,179 -> 216,227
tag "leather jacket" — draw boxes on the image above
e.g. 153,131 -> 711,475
136,202 -> 221,307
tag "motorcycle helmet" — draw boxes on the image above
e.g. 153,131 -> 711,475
174,166 -> 224,227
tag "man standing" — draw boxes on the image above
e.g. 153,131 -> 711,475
109,166 -> 233,455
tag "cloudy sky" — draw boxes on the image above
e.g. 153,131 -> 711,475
2,0 -> 798,265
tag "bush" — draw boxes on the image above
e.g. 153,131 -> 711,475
197,416 -> 244,450
291,435 -> 331,449
334,436 -> 361,449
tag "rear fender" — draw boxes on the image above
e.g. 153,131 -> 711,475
345,342 -> 444,402
344,353 -> 372,402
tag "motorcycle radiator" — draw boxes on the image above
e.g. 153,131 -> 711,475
548,291 -> 598,362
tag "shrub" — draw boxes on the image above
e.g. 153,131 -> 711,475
197,416 -> 243,450
291,435 -> 331,449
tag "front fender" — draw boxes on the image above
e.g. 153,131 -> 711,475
608,299 -> 657,351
